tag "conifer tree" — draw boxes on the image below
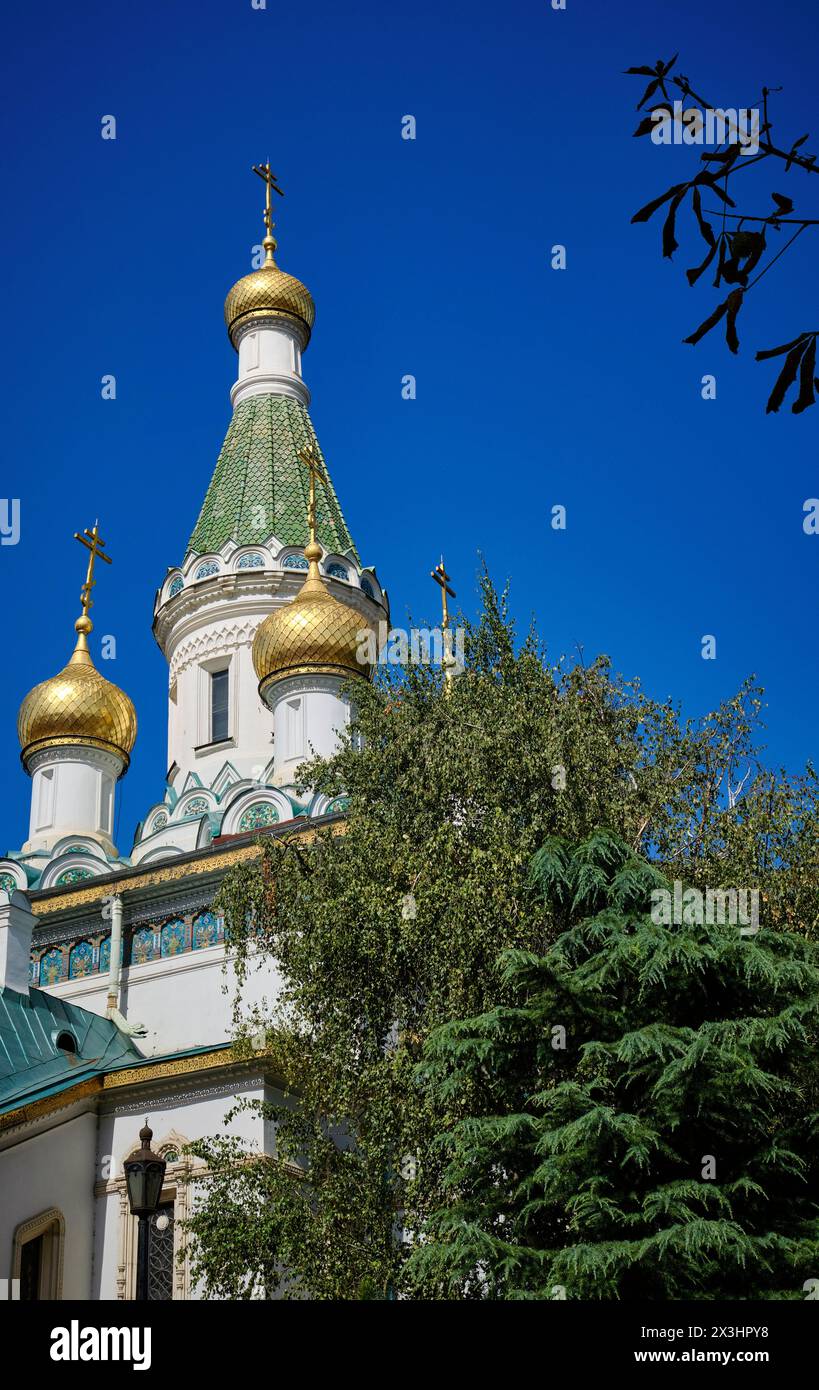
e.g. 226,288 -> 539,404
181,575 -> 819,1299
405,830 -> 819,1299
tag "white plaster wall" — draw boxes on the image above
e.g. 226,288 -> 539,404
170,634 -> 274,788
24,747 -> 123,856
42,946 -> 282,1057
0,1110 -> 97,1298
270,675 -> 352,784
93,1074 -> 268,1300
231,321 -> 309,407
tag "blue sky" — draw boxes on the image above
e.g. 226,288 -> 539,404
2,0 -> 818,855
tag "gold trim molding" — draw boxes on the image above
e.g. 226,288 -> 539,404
32,819 -> 339,915
0,1048 -> 272,1133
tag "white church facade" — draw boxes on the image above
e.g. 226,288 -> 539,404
0,167 -> 388,1300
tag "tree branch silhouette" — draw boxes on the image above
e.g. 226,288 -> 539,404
627,55 -> 819,414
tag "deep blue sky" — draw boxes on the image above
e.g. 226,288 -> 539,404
2,0 -> 818,856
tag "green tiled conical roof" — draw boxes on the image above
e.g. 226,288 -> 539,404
187,395 -> 359,560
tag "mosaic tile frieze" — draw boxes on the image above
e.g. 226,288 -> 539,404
31,898 -> 230,982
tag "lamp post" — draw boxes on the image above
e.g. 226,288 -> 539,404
123,1120 -> 166,1301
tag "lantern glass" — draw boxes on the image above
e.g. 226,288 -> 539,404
124,1161 -> 148,1215
125,1158 -> 166,1217
145,1161 -> 165,1212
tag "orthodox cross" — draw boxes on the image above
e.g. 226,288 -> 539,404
297,445 -> 329,546
252,161 -> 284,261
73,521 -> 112,623
430,556 -> 456,684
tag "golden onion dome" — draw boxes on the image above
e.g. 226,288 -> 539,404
18,616 -> 137,771
253,542 -> 374,699
224,248 -> 315,350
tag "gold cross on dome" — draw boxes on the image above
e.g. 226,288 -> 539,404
430,556 -> 455,629
297,445 -> 329,546
74,520 -> 112,621
252,161 -> 284,260
430,556 -> 457,687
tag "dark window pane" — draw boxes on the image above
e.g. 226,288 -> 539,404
148,1203 -> 175,1301
20,1235 -> 43,1300
211,669 -> 229,742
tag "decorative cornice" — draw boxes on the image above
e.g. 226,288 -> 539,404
27,744 -> 124,776
33,843 -> 262,914
30,815 -> 342,916
102,1046 -> 238,1091
31,885 -> 218,948
0,1049 -> 274,1134
23,738 -> 128,774
0,1077 -> 102,1133
170,618 -> 260,680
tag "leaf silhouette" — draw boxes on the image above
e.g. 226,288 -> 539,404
662,190 -> 686,258
785,135 -> 810,171
792,335 -> 817,414
632,183 -> 686,224
771,192 -> 794,215
756,334 -> 811,361
636,78 -> 661,110
700,178 -> 737,209
686,240 -> 718,286
683,289 -> 743,350
691,187 -> 715,247
725,289 -> 744,354
755,335 -> 812,414
633,106 -> 671,138
721,230 -> 766,286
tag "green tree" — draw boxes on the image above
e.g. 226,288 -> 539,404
180,573 -> 819,1298
406,830 -> 819,1299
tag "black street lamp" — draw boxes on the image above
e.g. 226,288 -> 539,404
123,1120 -> 167,1301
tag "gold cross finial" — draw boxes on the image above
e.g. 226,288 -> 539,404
252,161 -> 284,264
297,445 -> 329,548
430,556 -> 457,687
70,521 -> 112,658
430,556 -> 455,629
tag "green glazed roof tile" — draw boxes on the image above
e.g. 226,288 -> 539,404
0,985 -> 144,1115
187,395 -> 359,561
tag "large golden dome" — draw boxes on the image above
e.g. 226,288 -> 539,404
18,618 -> 137,769
253,543 -> 374,699
224,258 -> 315,349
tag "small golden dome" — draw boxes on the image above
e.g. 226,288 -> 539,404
224,255 -> 315,349
18,620 -> 137,769
253,543 -> 374,698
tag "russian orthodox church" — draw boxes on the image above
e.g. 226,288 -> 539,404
0,169 -> 388,1300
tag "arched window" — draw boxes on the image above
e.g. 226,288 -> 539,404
12,1209 -> 65,1300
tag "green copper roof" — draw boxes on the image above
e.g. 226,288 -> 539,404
0,985 -> 143,1115
187,394 -> 359,561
